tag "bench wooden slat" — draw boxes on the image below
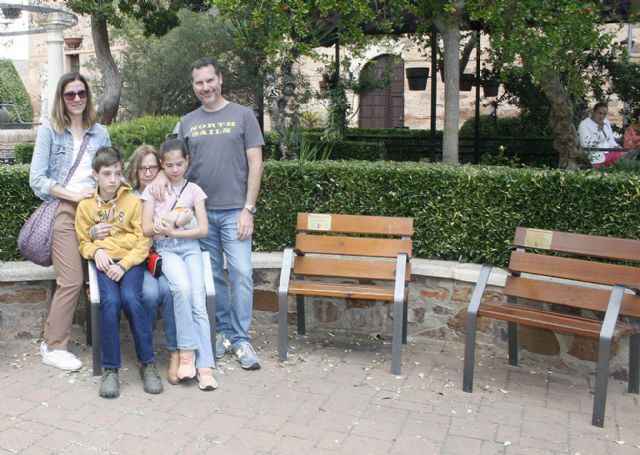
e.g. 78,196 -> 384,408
297,213 -> 414,236
504,276 -> 640,319
514,227 -> 640,262
295,235 -> 413,258
288,280 -> 395,301
509,251 -> 640,288
293,256 -> 411,281
478,303 -> 638,340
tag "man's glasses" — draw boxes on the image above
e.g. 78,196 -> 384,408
63,90 -> 88,101
139,165 -> 159,174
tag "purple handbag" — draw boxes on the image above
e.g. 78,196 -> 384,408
18,135 -> 91,266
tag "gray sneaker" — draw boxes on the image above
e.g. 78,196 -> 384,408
99,369 -> 120,398
140,362 -> 164,394
232,341 -> 261,370
215,333 -> 231,359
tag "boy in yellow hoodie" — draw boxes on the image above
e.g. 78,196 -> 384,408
75,146 -> 163,398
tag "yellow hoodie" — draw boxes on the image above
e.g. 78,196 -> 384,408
75,182 -> 151,271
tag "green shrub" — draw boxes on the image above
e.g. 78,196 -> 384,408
5,162 -> 640,265
14,143 -> 34,164
0,164 -> 40,260
107,115 -> 180,159
0,59 -> 33,123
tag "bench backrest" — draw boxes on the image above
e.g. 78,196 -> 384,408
505,227 -> 640,318
293,213 -> 414,281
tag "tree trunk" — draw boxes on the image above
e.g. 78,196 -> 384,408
91,14 -> 121,124
435,16 -> 461,164
538,73 -> 582,169
265,59 -> 297,160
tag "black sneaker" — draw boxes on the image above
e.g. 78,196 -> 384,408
99,369 -> 120,398
140,362 -> 164,394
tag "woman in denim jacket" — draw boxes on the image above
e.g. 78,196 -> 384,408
29,72 -> 111,371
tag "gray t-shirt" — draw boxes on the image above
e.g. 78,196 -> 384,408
178,102 -> 264,210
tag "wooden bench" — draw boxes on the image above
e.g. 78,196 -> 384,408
277,213 -> 414,374
463,227 -> 640,427
85,250 -> 216,376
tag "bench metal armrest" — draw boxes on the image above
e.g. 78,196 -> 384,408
467,265 -> 493,315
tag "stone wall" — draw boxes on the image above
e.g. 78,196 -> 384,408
0,255 -> 633,377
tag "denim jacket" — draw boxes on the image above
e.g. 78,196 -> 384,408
29,121 -> 111,201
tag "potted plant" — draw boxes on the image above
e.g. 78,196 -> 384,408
481,79 -> 500,97
459,73 -> 475,91
405,67 -> 429,91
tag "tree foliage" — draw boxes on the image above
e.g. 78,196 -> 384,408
466,0 -> 621,168
118,9 -> 257,118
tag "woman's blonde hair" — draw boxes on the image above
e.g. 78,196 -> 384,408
50,72 -> 97,134
126,144 -> 160,190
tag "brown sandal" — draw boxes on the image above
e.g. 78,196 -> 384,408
177,350 -> 196,380
197,368 -> 218,391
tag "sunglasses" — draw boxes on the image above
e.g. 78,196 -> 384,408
63,90 -> 88,101
139,165 -> 159,174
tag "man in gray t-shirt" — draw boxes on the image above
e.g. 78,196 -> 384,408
178,57 -> 264,370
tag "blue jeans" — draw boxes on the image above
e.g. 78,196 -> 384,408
200,208 -> 253,346
97,263 -> 154,369
141,271 -> 177,351
155,238 -> 214,368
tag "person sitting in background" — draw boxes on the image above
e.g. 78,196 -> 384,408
623,122 -> 640,151
578,102 -> 625,167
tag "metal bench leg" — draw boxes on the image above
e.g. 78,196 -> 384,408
391,296 -> 403,375
401,295 -> 408,345
463,265 -> 492,393
91,299 -> 101,376
83,283 -> 92,345
507,322 -> 518,366
278,289 -> 289,363
391,253 -> 408,375
278,248 -> 294,363
296,295 -> 306,335
463,307 -> 479,393
628,333 -> 639,394
592,335 -> 612,427
592,285 -> 624,427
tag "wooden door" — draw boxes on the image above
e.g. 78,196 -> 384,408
359,55 -> 405,129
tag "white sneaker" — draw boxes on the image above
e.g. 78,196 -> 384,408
40,341 -> 82,371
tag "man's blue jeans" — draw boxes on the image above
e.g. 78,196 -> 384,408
200,208 -> 253,346
155,238 -> 214,369
97,263 -> 155,369
141,272 -> 177,351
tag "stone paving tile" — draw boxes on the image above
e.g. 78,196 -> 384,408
0,327 -> 638,454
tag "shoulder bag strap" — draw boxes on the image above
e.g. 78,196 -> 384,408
169,180 -> 189,211
62,133 -> 92,186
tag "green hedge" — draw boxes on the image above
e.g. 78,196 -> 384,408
107,115 -> 180,159
0,59 -> 33,123
4,161 -> 639,264
14,143 -> 34,164
255,162 -> 640,266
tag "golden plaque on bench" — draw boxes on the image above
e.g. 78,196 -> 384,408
307,213 -> 332,231
523,228 -> 553,249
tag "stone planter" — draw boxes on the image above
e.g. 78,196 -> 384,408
406,67 -> 430,91
64,36 -> 83,49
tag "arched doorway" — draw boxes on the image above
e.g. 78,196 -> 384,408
358,55 -> 405,128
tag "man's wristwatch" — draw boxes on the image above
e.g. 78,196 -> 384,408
243,204 -> 257,214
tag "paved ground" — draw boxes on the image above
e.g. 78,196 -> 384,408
0,323 -> 639,455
